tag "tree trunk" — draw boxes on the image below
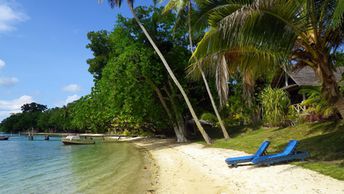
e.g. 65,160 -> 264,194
201,70 -> 230,139
187,2 -> 229,139
251,107 -> 261,125
335,97 -> 344,118
318,64 -> 340,103
173,110 -> 188,143
317,59 -> 343,117
128,5 -> 211,144
165,82 -> 189,142
148,79 -> 188,142
243,70 -> 261,125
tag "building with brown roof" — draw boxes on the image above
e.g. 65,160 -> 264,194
271,66 -> 344,104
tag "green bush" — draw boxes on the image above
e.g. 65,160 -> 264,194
260,87 -> 290,127
225,93 -> 254,125
299,86 -> 337,121
200,112 -> 217,123
286,105 -> 300,125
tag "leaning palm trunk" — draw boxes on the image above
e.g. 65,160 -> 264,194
147,78 -> 188,142
187,2 -> 229,139
201,69 -> 230,139
128,5 -> 211,144
159,87 -> 188,143
164,82 -> 189,143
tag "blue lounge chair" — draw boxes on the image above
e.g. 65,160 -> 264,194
252,140 -> 309,166
225,140 -> 270,167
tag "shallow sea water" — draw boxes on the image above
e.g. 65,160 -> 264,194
0,135 -> 151,194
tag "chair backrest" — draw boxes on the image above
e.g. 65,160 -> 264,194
282,140 -> 299,154
254,141 -> 270,156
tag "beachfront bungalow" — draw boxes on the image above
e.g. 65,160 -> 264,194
271,66 -> 344,112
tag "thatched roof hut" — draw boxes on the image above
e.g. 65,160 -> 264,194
271,66 -> 344,104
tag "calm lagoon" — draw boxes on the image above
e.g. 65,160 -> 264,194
0,135 -> 151,194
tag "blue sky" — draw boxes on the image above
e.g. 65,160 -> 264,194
0,0 -> 155,121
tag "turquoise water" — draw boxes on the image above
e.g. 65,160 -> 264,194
0,135 -> 151,194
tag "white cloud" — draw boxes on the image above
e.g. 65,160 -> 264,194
63,84 -> 82,93
55,94 -> 81,107
0,2 -> 28,32
65,94 -> 80,105
0,59 -> 19,87
0,59 -> 5,69
0,95 -> 33,120
0,76 -> 18,86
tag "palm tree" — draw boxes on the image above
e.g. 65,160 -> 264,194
98,0 -> 212,144
162,0 -> 229,139
191,0 -> 344,117
188,1 -> 280,118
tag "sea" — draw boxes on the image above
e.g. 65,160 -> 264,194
0,134 -> 152,194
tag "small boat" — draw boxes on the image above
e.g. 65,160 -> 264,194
0,136 -> 9,140
62,135 -> 95,145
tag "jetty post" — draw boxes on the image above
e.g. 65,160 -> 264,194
28,129 -> 34,141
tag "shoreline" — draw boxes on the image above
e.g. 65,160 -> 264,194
133,141 -> 159,194
132,138 -> 344,194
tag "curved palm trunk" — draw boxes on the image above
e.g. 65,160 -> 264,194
187,1 -> 229,139
128,5 -> 211,144
335,98 -> 344,118
317,61 -> 344,117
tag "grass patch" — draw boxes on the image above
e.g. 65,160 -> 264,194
201,121 -> 344,180
297,162 -> 344,180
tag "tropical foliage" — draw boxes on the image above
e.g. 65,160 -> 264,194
260,87 -> 290,127
86,30 -> 111,80
299,87 -> 337,121
1,103 -> 53,133
102,0 -> 212,144
0,6 -> 213,142
1,0 -> 344,145
200,112 -> 217,123
162,0 -> 230,140
191,0 -> 344,116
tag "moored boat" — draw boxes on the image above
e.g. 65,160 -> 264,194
62,135 -> 95,145
0,136 -> 9,140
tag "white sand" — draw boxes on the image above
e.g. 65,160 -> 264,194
134,138 -> 344,194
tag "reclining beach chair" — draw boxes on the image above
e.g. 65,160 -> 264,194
252,140 -> 309,166
225,140 -> 270,167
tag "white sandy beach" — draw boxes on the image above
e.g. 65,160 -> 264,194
134,138 -> 344,194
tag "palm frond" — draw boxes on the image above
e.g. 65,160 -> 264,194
299,86 -> 336,117
332,0 -> 344,27
162,0 -> 187,14
217,0 -> 306,51
189,23 -> 286,76
188,33 -> 286,108
100,0 -> 135,8
196,0 -> 253,27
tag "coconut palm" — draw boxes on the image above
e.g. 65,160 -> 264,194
98,0 -> 212,144
162,0 -> 230,139
191,0 -> 344,117
189,0 -> 282,110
